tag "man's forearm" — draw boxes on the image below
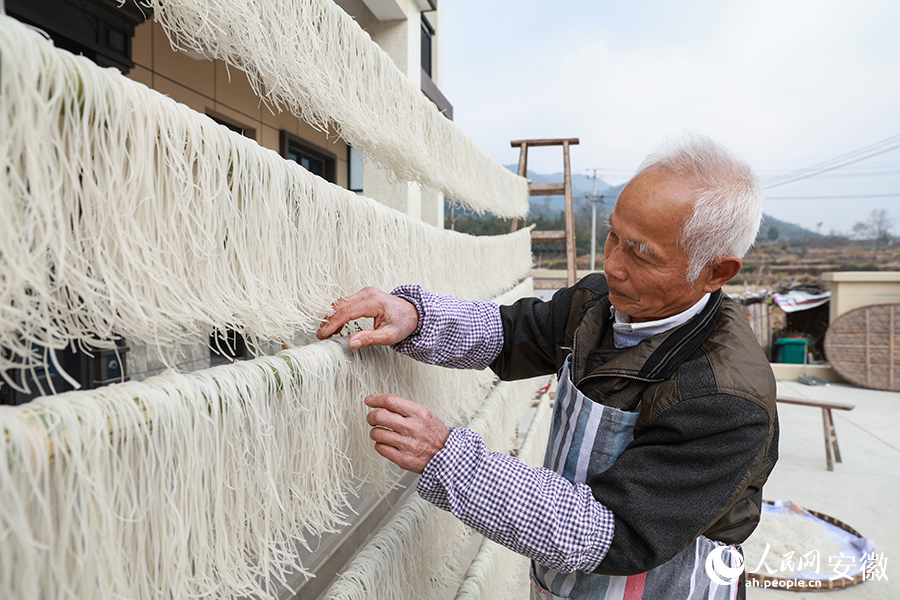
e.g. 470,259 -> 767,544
418,428 -> 614,573
390,285 -> 503,369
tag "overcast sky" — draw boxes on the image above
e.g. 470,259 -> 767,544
443,0 -> 900,235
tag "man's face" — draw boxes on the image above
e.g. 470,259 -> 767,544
603,167 -> 709,323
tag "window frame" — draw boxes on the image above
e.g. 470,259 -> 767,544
421,14 -> 435,79
207,112 -> 257,141
1,341 -> 130,405
280,131 -> 337,184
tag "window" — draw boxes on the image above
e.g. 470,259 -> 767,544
280,131 -> 337,184
1,340 -> 129,406
418,11 -> 453,120
209,330 -> 248,366
207,113 -> 256,140
421,15 -> 434,79
348,146 -> 364,193
6,0 -> 146,73
289,148 -> 326,178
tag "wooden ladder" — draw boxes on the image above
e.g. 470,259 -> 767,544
509,138 -> 579,287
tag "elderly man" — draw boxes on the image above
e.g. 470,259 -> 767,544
318,134 -> 777,600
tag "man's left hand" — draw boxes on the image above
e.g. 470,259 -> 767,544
365,394 -> 450,474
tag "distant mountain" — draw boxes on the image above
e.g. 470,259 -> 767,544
448,166 -> 818,242
502,164 -> 624,219
757,214 -> 817,241
507,166 -> 820,240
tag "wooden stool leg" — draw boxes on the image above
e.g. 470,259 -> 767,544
822,408 -> 834,471
826,408 -> 842,463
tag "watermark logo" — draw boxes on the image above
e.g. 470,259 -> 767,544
705,545 -> 745,585
705,543 -> 890,587
748,544 -> 889,582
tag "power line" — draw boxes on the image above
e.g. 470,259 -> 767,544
766,193 -> 900,201
801,170 -> 900,179
758,162 -> 900,173
762,134 -> 900,189
763,134 -> 900,183
760,165 -> 900,179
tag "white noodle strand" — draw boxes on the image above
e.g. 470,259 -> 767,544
139,0 -> 529,218
324,378 -> 542,600
492,277 -> 535,307
0,341 -> 497,599
0,15 -> 532,376
453,393 -> 552,600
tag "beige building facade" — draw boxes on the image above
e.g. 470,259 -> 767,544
130,0 -> 450,227
127,19 -> 351,190
822,271 -> 900,324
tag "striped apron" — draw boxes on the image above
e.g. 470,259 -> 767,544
530,358 -> 741,600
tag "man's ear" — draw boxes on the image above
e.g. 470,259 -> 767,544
702,256 -> 742,293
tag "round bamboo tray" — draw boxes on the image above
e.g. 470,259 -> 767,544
745,500 -> 869,592
825,303 -> 900,391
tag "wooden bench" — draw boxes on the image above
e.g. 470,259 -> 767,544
777,397 -> 855,471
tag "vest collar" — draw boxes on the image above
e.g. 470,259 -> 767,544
575,289 -> 724,385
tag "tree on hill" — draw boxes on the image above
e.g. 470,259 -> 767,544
870,209 -> 894,241
851,209 -> 894,248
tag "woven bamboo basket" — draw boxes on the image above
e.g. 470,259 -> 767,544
745,500 -> 868,592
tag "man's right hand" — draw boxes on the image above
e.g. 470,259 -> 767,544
316,287 -> 420,350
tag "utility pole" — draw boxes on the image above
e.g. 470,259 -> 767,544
588,169 -> 603,272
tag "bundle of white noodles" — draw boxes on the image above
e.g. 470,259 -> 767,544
324,496 -> 468,600
516,392 -> 553,469
0,15 -> 532,377
140,0 -> 529,219
453,393 -> 553,600
492,277 -> 535,307
0,340 -> 497,600
455,537 -> 527,600
325,378 -> 542,600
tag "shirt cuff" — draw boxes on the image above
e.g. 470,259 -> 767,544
390,285 -> 504,370
418,428 -> 614,574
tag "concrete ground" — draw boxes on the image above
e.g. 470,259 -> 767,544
746,379 -> 900,599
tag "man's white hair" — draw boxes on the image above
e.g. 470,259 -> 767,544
635,133 -> 764,283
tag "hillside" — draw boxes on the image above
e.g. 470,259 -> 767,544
502,165 -> 623,219
448,169 -> 818,244
445,169 -> 898,287
757,214 -> 817,241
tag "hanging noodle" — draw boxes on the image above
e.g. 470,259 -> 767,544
324,377 -> 542,600
0,340 -> 499,599
453,393 -> 551,600
517,391 -> 553,469
454,536 -> 528,600
138,0 -> 529,218
492,277 -> 535,307
324,496 -> 471,600
0,5 -> 540,597
0,266 -> 544,598
0,15 -> 532,377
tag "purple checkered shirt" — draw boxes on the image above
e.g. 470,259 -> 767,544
391,285 -> 614,573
